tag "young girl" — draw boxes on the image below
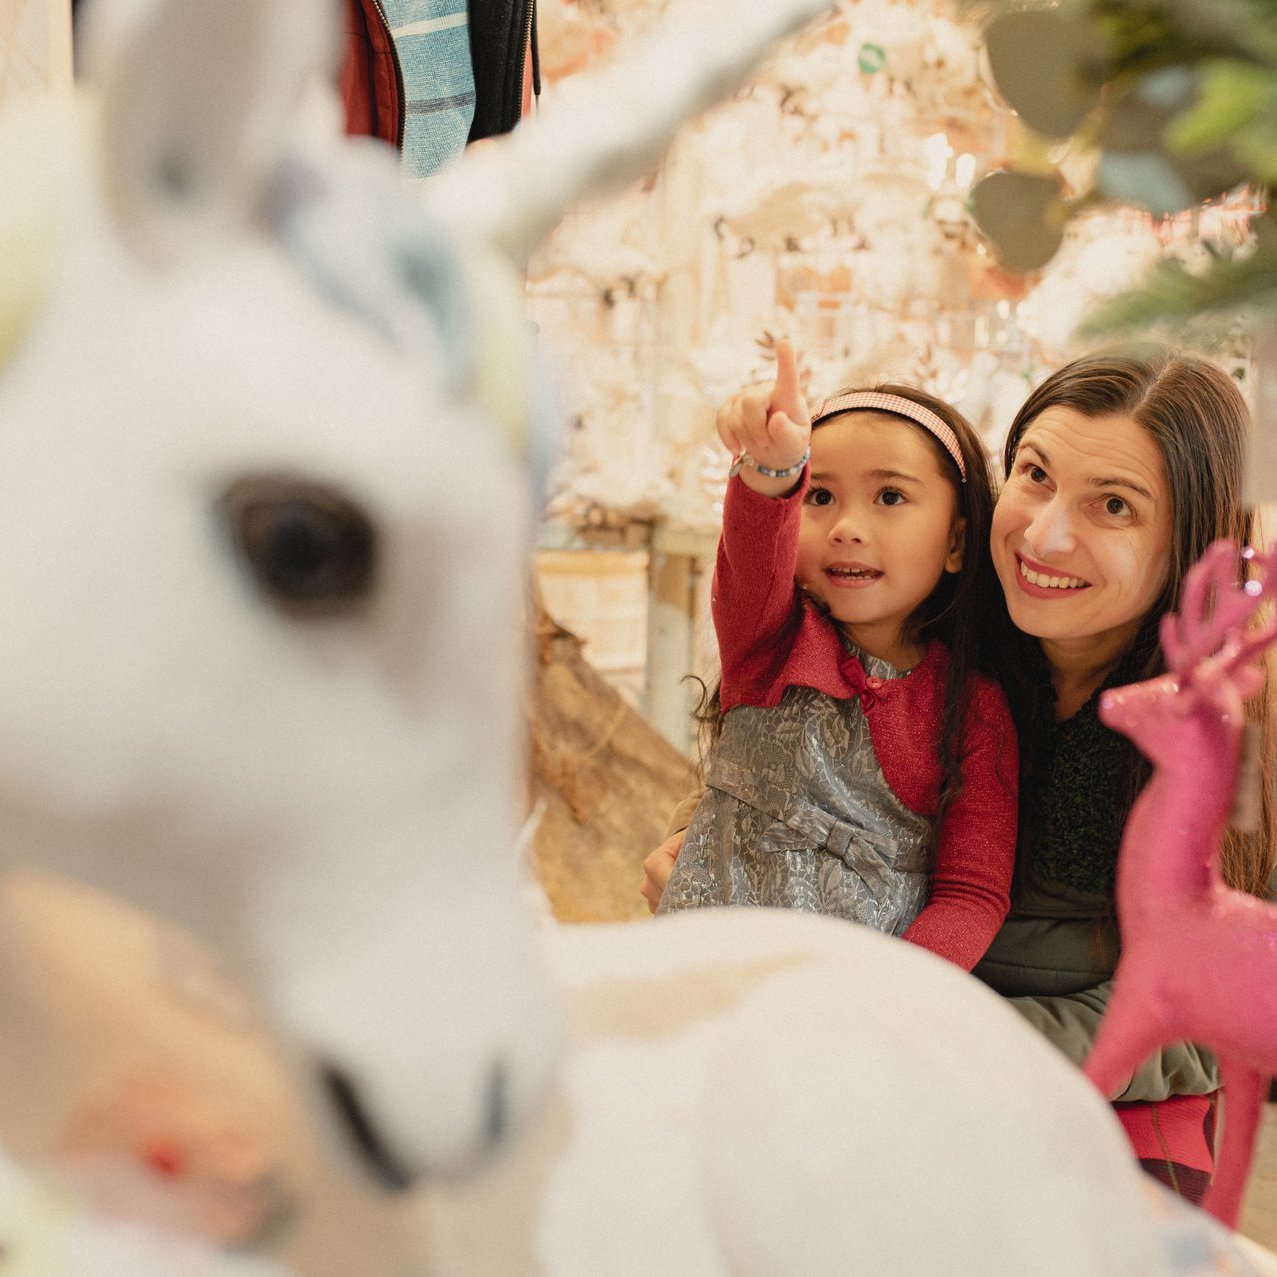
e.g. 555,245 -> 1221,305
655,341 -> 1018,971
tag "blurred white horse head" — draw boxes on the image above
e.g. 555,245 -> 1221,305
0,11 -> 553,1193
0,0 -> 835,1199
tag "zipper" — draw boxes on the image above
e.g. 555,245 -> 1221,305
512,0 -> 539,124
369,0 -> 407,151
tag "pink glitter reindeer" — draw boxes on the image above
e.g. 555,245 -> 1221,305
1084,538 -> 1277,1227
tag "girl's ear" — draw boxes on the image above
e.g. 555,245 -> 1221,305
81,0 -> 339,268
945,516 -> 966,574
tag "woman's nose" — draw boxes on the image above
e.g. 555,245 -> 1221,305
1023,498 -> 1076,558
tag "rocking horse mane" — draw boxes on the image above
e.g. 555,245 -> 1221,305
0,95 -> 522,441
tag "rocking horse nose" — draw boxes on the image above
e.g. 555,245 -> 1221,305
319,1062 -> 415,1191
485,1058 -> 510,1148
318,1055 -> 517,1189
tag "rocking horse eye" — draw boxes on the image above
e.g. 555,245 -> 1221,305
220,476 -> 376,615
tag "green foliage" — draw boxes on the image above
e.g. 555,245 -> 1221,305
970,0 -> 1276,335
1081,247 -> 1277,337
1166,61 -> 1277,154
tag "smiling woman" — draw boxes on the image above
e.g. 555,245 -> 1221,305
974,343 -> 1276,1204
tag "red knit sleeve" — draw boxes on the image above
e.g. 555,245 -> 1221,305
901,675 -> 1018,971
712,475 -> 872,711
713,474 -> 806,704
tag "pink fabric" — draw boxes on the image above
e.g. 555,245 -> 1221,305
1114,1094 -> 1217,1175
713,475 -> 1018,971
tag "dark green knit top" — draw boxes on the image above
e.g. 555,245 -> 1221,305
1019,639 -> 1156,898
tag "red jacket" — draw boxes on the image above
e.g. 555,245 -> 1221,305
342,0 -> 403,148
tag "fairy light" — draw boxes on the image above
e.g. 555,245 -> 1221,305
923,131 -> 952,190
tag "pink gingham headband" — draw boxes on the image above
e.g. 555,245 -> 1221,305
810,391 -> 967,482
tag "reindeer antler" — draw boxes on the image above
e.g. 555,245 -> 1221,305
1160,539 -> 1277,686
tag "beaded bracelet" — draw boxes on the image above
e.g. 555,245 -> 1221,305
728,446 -> 811,479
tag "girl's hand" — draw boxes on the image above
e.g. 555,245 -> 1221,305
640,830 -> 685,914
715,338 -> 811,494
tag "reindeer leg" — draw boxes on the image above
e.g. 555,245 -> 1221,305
1203,1061 -> 1266,1229
1082,975 -> 1169,1102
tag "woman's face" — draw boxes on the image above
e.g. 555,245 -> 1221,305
991,406 -> 1173,661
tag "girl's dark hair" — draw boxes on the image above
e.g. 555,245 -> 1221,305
697,384 -> 1008,827
873,384 -> 1004,823
995,344 -> 1274,896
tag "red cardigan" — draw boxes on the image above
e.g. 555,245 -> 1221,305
714,475 -> 1018,971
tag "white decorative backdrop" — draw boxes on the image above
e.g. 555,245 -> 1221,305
526,0 -> 1260,748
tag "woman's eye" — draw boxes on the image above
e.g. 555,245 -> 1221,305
878,488 -> 906,507
1103,495 -> 1130,517
805,487 -> 834,507
1026,464 -> 1048,484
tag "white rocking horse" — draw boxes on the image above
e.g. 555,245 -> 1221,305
0,0 -> 1271,1273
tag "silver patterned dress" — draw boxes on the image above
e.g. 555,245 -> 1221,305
657,653 -> 934,934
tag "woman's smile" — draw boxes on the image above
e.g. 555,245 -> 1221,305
1013,553 -> 1090,596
